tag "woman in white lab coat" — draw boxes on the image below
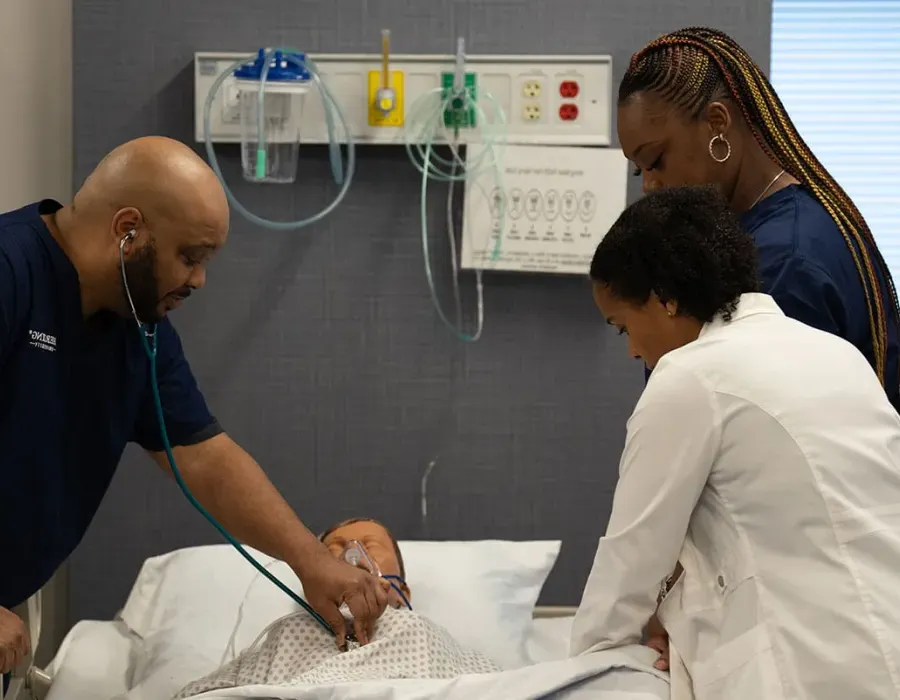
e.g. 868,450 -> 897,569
570,184 -> 900,700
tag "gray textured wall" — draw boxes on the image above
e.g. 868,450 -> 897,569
70,0 -> 771,623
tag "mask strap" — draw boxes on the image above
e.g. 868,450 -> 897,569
381,574 -> 412,610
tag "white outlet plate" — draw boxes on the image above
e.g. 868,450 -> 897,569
194,52 -> 613,147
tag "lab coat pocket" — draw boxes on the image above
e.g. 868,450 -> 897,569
690,624 -> 783,700
689,577 -> 784,700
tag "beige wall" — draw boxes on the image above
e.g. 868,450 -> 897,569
0,0 -> 73,210
0,0 -> 73,666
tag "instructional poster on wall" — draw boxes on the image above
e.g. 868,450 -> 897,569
461,144 -> 629,275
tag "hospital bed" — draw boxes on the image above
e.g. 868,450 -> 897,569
14,541 -> 669,700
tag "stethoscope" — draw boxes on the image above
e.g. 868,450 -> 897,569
119,230 -> 158,357
118,231 -> 410,636
117,230 -> 336,634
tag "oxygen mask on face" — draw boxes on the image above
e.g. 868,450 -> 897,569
342,540 -> 382,577
341,540 -> 412,611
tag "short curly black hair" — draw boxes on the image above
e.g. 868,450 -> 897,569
589,185 -> 759,323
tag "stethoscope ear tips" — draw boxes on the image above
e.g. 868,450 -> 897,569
119,230 -> 137,251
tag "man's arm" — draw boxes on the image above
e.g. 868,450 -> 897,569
133,320 -> 321,566
131,320 -> 388,646
569,363 -> 720,656
147,433 -> 323,572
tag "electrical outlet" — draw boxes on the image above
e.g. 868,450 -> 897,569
559,80 -> 579,99
559,103 -> 579,121
522,80 -> 542,98
522,104 -> 542,122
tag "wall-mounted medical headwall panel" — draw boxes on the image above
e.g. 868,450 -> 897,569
194,52 -> 613,147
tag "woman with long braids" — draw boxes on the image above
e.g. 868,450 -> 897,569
617,27 -> 900,411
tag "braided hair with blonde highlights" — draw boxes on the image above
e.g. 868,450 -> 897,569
619,27 -> 900,389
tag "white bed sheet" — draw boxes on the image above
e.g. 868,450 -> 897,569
526,616 -> 574,663
177,648 -> 669,700
45,618 -> 572,700
44,616 -> 668,700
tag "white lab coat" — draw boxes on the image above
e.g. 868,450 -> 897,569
570,293 -> 900,699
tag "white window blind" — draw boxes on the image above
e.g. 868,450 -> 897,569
770,0 -> 900,280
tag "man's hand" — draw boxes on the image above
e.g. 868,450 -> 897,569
148,436 -> 390,648
0,607 -> 29,674
644,612 -> 669,671
296,549 -> 390,649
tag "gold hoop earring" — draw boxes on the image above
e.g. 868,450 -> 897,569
708,134 -> 732,164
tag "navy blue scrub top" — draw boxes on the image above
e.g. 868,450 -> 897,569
0,200 -> 222,609
646,185 -> 900,412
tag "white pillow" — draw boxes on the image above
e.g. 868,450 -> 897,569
398,540 -> 561,669
121,546 -> 271,699
120,540 -> 560,697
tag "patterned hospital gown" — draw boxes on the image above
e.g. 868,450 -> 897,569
173,607 -> 500,699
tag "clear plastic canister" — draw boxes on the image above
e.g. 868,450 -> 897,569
234,77 -> 310,184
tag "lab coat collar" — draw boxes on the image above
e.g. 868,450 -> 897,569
698,293 -> 783,340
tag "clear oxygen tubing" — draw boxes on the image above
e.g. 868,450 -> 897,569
402,84 -> 507,343
202,48 -> 354,231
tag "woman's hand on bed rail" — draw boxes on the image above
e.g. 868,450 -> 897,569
296,548 -> 391,649
0,606 -> 29,674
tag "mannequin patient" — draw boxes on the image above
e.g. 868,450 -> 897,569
320,518 -> 412,612
172,518 -> 500,699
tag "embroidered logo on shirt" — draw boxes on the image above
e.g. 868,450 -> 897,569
28,330 -> 57,353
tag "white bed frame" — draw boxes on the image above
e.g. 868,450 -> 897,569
3,593 -> 577,700
532,606 -> 578,619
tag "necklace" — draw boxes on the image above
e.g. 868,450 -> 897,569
749,169 -> 785,210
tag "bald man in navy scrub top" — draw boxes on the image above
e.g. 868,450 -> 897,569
0,136 -> 388,674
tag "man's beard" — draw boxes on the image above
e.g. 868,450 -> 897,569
120,243 -> 191,324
